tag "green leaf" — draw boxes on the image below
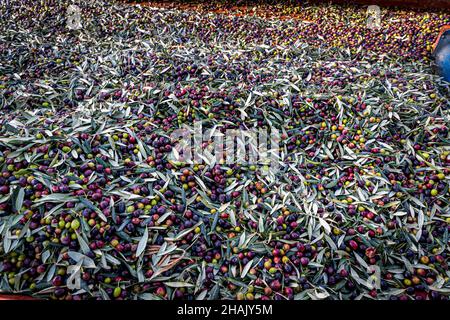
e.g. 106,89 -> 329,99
136,226 -> 148,258
14,188 -> 25,212
164,281 -> 194,288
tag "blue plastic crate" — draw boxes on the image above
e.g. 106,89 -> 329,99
434,28 -> 450,82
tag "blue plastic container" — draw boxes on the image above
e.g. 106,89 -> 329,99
434,29 -> 450,82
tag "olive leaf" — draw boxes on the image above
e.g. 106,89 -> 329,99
14,188 -> 25,212
136,226 -> 148,258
